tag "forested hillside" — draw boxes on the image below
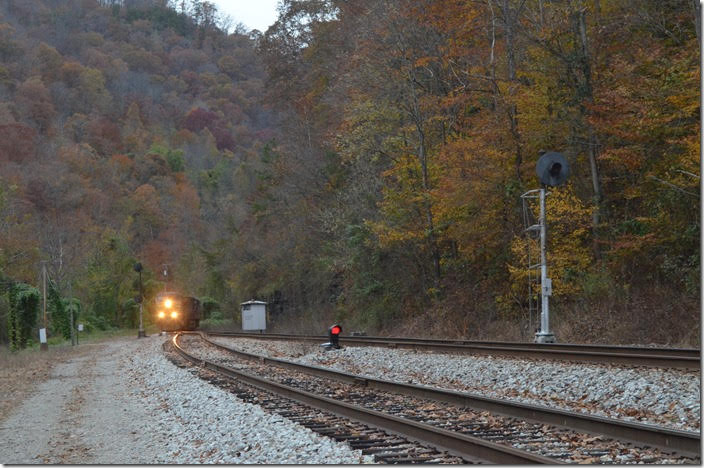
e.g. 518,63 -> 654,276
0,0 -> 699,347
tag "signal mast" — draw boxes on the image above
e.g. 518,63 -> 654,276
521,151 -> 570,344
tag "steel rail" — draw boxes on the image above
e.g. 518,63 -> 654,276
199,331 -> 701,457
171,333 -> 559,464
207,332 -> 700,369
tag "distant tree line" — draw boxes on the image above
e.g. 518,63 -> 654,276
0,0 -> 698,347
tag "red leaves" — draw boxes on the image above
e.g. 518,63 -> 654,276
182,107 -> 219,133
0,123 -> 37,163
182,107 -> 235,151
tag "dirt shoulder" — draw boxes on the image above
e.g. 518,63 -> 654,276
0,337 -> 165,464
0,344 -> 99,429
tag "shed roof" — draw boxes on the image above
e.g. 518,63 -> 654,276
241,300 -> 267,306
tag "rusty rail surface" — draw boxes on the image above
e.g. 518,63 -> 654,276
171,333 -> 560,464
199,331 -> 701,457
206,331 -> 700,369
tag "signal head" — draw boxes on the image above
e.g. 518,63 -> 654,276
536,151 -> 570,187
328,324 -> 342,349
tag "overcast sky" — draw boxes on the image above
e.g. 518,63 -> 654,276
210,0 -> 280,32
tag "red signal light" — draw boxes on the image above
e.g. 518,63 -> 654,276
327,324 -> 342,349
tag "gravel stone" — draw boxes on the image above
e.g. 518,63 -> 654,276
0,336 -> 374,464
212,337 -> 700,432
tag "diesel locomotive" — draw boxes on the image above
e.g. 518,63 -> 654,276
154,292 -> 202,331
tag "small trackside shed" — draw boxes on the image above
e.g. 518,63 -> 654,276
241,300 -> 267,331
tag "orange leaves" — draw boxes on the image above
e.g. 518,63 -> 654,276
607,232 -> 657,255
413,56 -> 434,68
418,0 -> 483,49
110,154 -> 133,170
598,148 -> 644,172
141,238 -> 170,271
133,184 -> 158,208
171,180 -> 200,214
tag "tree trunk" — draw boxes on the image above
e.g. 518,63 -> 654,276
501,0 -> 524,183
693,0 -> 701,44
571,4 -> 602,255
409,69 -> 442,287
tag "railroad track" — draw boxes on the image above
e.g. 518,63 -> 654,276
165,342 -> 466,463
170,332 -> 700,464
207,331 -> 700,369
167,335 -> 545,464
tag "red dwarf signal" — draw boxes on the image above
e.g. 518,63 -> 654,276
328,324 -> 342,348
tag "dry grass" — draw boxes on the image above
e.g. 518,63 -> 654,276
210,282 -> 699,347
0,347 -> 70,425
553,288 -> 700,347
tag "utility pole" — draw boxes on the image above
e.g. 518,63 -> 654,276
40,263 -> 48,352
135,262 -> 145,338
69,282 -> 75,346
69,301 -> 75,346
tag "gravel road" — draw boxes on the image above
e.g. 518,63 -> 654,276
0,335 -> 372,464
209,337 -> 701,432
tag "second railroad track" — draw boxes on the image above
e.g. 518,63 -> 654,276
169,332 -> 700,464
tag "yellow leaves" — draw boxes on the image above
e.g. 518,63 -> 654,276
335,100 -> 404,164
367,220 -> 422,248
506,185 -> 593,301
666,93 -> 699,116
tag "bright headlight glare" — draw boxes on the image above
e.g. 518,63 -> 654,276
158,311 -> 165,318
164,298 -> 173,308
170,311 -> 178,319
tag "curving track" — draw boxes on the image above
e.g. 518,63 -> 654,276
170,332 -> 700,464
168,334 -> 548,464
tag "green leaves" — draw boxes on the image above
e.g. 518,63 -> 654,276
7,283 -> 39,351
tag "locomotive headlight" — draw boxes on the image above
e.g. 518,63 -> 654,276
158,311 -> 165,318
170,311 -> 178,319
164,298 -> 173,309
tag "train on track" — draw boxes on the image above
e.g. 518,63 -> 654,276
154,292 -> 202,331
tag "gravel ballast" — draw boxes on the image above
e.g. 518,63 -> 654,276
0,335 -> 372,464
210,337 -> 701,432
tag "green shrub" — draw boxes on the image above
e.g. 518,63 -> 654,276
8,283 -> 40,351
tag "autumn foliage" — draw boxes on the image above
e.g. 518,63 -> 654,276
0,0 -> 699,346
253,0 -> 699,343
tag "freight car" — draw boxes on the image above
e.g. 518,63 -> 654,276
154,292 -> 202,331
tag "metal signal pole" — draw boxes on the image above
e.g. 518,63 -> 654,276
520,189 -> 554,344
535,188 -> 555,344
523,150 -> 569,344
